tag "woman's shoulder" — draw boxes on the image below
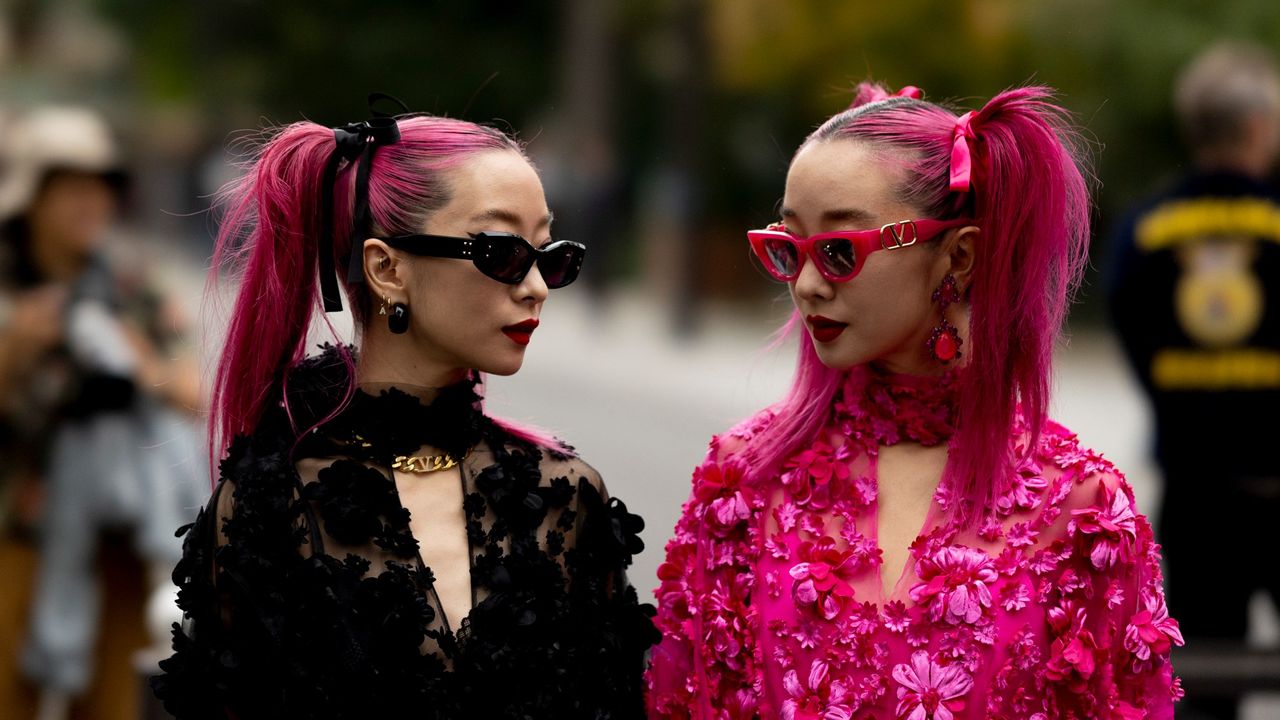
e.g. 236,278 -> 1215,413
199,416 -> 303,535
1013,415 -> 1153,555
669,410 -> 778,519
727,406 -> 780,444
218,406 -> 300,483
198,407 -> 319,541
540,443 -> 607,496
1029,416 -> 1120,481
481,425 -> 615,508
1029,416 -> 1135,508
701,406 -> 779,467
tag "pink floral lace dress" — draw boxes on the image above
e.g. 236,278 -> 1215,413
646,366 -> 1183,719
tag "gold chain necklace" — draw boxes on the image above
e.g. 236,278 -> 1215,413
392,449 -> 469,474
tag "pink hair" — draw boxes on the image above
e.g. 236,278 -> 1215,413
736,83 -> 1092,525
209,115 -> 560,469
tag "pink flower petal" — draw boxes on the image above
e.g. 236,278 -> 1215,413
794,579 -> 818,605
808,660 -> 829,690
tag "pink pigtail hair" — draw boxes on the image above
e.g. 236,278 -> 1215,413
949,87 -> 1091,522
736,82 -> 1092,526
208,123 -> 347,469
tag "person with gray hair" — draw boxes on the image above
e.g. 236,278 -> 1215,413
1175,42 -> 1280,179
1107,41 -> 1280,720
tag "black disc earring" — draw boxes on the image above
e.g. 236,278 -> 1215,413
388,303 -> 410,334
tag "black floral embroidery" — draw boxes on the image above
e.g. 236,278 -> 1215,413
546,529 -> 566,557
465,518 -> 487,546
151,346 -> 658,719
462,492 -> 487,518
303,460 -> 402,546
557,507 -> 579,531
605,497 -> 647,562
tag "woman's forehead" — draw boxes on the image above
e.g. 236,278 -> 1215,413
784,140 -> 909,220
435,151 -> 549,230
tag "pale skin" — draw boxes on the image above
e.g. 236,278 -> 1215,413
355,148 -> 552,629
782,138 -> 978,598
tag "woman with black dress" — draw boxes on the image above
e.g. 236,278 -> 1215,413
151,107 -> 657,718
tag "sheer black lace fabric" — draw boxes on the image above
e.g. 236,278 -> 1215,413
151,348 -> 658,719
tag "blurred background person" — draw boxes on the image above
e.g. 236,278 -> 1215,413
1106,41 -> 1280,720
0,106 -> 205,720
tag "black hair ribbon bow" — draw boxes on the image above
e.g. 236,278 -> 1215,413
318,92 -> 410,313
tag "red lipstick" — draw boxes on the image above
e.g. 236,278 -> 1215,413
806,315 -> 847,343
502,318 -> 540,346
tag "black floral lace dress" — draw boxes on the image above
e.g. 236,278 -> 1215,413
151,350 -> 658,719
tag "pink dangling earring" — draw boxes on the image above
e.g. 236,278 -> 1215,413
927,274 -> 963,363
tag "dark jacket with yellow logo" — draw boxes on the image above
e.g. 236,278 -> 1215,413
1107,171 -> 1280,477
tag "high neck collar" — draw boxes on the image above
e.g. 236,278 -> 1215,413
356,379 -> 462,405
834,364 -> 960,447
286,346 -> 487,460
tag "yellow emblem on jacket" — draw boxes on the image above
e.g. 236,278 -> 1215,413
1173,239 -> 1263,347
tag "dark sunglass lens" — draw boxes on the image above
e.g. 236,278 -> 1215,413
762,237 -> 799,277
817,238 -> 857,278
538,245 -> 583,289
475,234 -> 533,283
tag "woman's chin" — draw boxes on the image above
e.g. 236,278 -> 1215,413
476,355 -> 524,377
812,342 -> 864,371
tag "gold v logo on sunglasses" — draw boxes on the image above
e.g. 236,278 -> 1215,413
881,220 -> 921,250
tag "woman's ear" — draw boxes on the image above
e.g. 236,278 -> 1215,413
943,226 -> 979,293
362,239 -> 405,303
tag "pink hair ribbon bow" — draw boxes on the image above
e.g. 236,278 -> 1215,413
893,86 -> 923,99
949,111 -> 977,193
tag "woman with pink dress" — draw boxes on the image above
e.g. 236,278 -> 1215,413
646,83 -> 1184,719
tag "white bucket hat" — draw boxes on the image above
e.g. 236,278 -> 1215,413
0,106 -> 126,220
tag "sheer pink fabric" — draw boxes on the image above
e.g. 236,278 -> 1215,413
647,366 -> 1183,719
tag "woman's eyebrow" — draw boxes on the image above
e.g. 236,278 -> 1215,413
468,208 -> 554,228
778,207 -> 873,223
820,208 -> 873,223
